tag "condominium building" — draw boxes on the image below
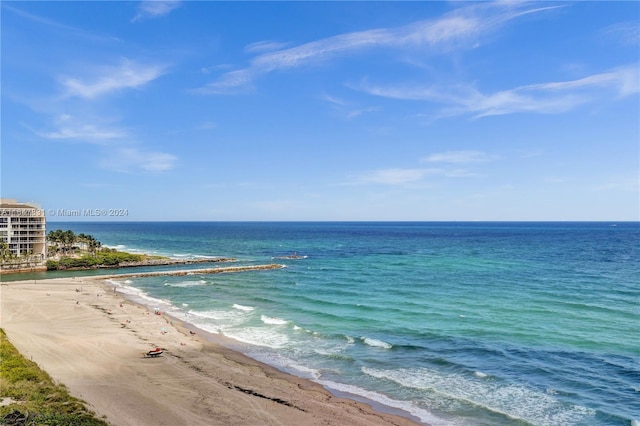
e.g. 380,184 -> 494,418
0,198 -> 46,259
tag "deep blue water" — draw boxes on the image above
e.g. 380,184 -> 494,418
15,222 -> 640,425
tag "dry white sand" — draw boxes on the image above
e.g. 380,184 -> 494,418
0,277 -> 421,426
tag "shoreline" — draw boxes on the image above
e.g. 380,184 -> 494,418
0,277 -> 423,426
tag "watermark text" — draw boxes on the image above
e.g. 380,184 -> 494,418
47,208 -> 129,217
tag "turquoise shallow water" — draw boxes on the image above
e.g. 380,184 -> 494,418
18,222 -> 640,425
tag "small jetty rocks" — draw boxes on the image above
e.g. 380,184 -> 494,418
101,263 -> 285,279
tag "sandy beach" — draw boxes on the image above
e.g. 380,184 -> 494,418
0,277 -> 420,426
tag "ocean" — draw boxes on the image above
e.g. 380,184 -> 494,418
14,222 -> 640,425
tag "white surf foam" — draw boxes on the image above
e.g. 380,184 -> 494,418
189,309 -> 246,322
224,327 -> 289,349
115,284 -> 173,309
316,379 -> 450,426
164,279 -> 207,288
289,363 -> 322,380
361,337 -> 392,349
182,308 -> 252,334
233,304 -> 255,311
261,315 -> 288,325
362,367 -> 596,426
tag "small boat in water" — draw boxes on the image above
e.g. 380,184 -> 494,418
273,252 -> 308,260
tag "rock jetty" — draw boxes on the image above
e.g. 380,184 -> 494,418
101,264 -> 285,279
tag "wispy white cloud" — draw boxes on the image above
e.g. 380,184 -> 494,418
132,1 -> 181,22
354,168 -> 429,185
200,64 -> 233,74
31,114 -> 178,173
441,168 -> 481,178
6,10 -> 174,174
3,3 -> 82,32
61,59 -> 166,99
197,2 -> 556,94
521,66 -> 639,97
320,93 -> 347,106
3,4 -> 119,43
359,65 -> 640,118
601,21 -> 640,46
346,107 -> 380,119
200,69 -> 255,94
244,40 -> 290,54
349,149 -> 498,185
101,147 -> 178,172
350,166 -> 480,185
36,124 -> 126,143
31,114 -> 126,144
422,150 -> 497,163
465,65 -> 640,117
320,93 -> 379,119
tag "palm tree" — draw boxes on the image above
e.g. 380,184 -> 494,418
62,230 -> 76,255
47,243 -> 58,258
47,229 -> 64,257
21,249 -> 34,268
47,229 -> 62,245
46,229 -> 102,258
88,237 -> 101,255
0,242 -> 12,262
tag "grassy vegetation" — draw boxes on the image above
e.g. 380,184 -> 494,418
46,248 -> 144,271
0,329 -> 108,425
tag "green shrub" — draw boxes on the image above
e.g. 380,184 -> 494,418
58,256 -> 94,269
45,260 -> 60,270
53,251 -> 143,270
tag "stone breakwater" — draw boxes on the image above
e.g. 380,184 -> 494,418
100,264 -> 285,279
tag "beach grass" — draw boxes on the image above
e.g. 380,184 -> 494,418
0,329 -> 108,425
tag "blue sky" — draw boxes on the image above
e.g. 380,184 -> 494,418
2,1 -> 638,221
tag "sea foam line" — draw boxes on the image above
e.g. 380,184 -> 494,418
362,367 -> 596,426
223,327 -> 290,349
109,280 -> 174,310
361,337 -> 392,349
316,379 -> 451,426
261,315 -> 288,325
233,304 -> 255,311
164,279 -> 207,288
